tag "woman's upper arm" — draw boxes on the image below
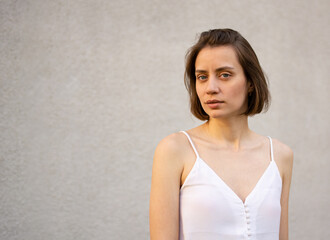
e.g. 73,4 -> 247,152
278,142 -> 294,240
149,134 -> 184,240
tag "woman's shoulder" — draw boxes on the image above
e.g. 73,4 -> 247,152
154,131 -> 191,161
156,131 -> 188,148
270,137 -> 294,177
270,137 -> 294,161
152,131 -> 192,181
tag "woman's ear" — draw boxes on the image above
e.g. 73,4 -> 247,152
247,81 -> 254,93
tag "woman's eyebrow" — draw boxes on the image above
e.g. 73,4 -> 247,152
215,66 -> 234,72
195,66 -> 235,73
195,69 -> 207,73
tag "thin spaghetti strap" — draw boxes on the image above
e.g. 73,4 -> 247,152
180,131 -> 200,159
267,136 -> 274,162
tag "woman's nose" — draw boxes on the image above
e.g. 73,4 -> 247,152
206,75 -> 220,94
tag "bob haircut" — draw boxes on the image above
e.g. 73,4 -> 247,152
184,28 -> 270,121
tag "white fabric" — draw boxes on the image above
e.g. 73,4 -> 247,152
179,131 -> 282,240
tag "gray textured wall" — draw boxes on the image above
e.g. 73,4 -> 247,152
1,0 -> 329,239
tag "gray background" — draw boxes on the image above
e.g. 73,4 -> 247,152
1,0 -> 329,239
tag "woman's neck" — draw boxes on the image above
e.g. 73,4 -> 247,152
202,116 -> 252,151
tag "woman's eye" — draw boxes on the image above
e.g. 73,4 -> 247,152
197,75 -> 207,80
220,73 -> 231,78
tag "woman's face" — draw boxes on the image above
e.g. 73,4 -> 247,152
195,45 -> 251,119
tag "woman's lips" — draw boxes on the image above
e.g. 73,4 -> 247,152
205,100 -> 224,109
206,100 -> 224,104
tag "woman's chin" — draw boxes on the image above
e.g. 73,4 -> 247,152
207,112 -> 227,119
207,110 -> 240,119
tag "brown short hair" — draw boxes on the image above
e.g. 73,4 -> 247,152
184,28 -> 271,121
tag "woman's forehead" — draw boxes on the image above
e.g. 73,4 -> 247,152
195,46 -> 241,70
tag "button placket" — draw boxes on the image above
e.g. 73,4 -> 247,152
244,203 -> 251,239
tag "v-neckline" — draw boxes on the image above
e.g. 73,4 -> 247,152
198,156 -> 273,204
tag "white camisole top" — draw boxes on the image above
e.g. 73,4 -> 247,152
179,131 -> 282,240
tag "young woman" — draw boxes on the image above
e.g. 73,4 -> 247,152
149,28 -> 293,240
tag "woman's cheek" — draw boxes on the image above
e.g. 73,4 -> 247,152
231,82 -> 247,99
